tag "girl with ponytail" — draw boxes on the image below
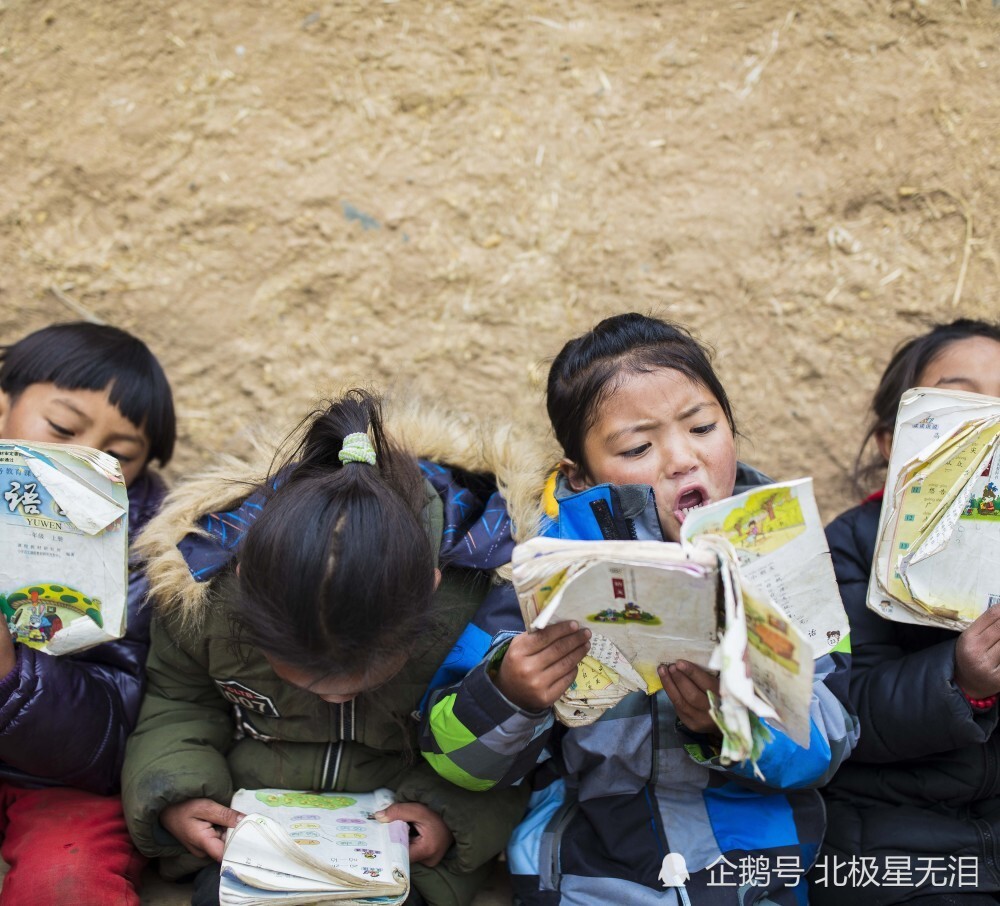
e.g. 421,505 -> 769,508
122,389 -> 530,906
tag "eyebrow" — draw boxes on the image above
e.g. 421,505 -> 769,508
934,376 -> 977,387
53,398 -> 146,446
603,403 -> 715,445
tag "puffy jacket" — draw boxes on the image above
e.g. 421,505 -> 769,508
122,403 -> 537,903
421,466 -> 859,905
0,469 -> 167,796
814,498 -> 1000,905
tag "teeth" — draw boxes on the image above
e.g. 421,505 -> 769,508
680,502 -> 704,513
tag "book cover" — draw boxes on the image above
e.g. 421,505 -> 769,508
0,440 -> 128,655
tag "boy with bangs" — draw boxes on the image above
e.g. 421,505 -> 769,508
0,322 -> 176,905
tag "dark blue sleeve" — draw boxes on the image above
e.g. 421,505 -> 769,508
828,503 -> 997,763
0,470 -> 164,795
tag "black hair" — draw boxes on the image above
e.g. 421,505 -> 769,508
854,318 -> 1000,492
0,322 -> 176,466
546,312 -> 736,467
235,389 -> 436,680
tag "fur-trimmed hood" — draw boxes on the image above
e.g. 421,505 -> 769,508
135,394 -> 557,629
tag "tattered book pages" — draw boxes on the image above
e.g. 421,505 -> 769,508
868,388 -> 1000,629
221,789 -> 409,906
513,479 -> 834,759
0,441 -> 128,655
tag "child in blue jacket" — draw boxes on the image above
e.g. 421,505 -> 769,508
420,313 -> 859,905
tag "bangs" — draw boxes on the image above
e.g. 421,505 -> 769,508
0,323 -> 176,465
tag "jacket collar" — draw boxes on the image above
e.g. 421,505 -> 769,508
542,461 -> 773,542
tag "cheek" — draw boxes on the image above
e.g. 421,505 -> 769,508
118,461 -> 145,488
1,408 -> 44,442
709,435 -> 738,491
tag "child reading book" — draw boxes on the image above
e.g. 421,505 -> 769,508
815,318 -> 1000,905
121,390 -> 531,906
0,321 -> 176,905
419,313 -> 859,904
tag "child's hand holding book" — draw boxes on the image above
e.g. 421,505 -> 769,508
493,620 -> 592,711
161,797 -> 245,862
375,801 -> 453,867
659,660 -> 723,739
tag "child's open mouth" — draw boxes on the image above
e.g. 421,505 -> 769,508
674,488 -> 706,524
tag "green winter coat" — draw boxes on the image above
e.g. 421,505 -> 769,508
122,404 -> 545,905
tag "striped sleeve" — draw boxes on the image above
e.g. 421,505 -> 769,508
418,583 -> 554,791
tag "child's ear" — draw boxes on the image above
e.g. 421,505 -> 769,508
0,389 -> 9,430
559,458 -> 590,492
874,428 -> 893,463
433,568 -> 442,592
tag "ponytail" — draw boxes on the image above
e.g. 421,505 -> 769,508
235,390 -> 435,679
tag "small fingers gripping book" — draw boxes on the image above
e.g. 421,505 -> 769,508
220,789 -> 410,906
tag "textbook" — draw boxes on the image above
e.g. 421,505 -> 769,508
0,440 -> 129,655
220,788 -> 410,906
513,478 -> 847,762
868,387 -> 1000,630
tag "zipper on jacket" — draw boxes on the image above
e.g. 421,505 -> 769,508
320,742 -> 334,789
335,700 -> 356,742
343,699 -> 355,742
974,818 -> 1000,884
327,741 -> 344,790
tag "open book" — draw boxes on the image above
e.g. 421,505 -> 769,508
0,440 -> 128,655
514,478 -> 847,763
868,387 -> 1000,630
220,789 -> 409,906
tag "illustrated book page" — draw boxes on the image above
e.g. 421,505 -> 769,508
221,788 -> 409,906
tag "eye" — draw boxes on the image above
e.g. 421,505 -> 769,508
108,451 -> 135,465
46,420 -> 74,438
620,443 -> 651,458
691,423 -> 717,436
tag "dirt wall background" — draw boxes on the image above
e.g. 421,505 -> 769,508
1,0 -> 997,520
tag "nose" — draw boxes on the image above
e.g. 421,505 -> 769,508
664,440 -> 698,478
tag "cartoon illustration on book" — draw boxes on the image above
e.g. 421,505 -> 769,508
254,791 -> 357,811
2,583 -> 104,649
590,575 -> 662,625
687,486 -> 807,565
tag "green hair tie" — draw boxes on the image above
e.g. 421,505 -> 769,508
339,432 -> 377,466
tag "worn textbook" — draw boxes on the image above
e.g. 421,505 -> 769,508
514,479 -> 847,762
868,387 -> 1000,630
0,440 -> 128,654
220,788 -> 410,906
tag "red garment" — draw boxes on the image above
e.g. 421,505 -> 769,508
0,783 -> 144,905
